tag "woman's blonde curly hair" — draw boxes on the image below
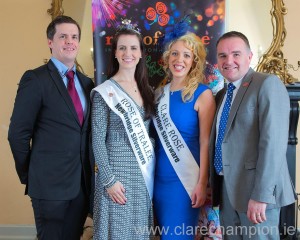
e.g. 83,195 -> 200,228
162,32 -> 207,102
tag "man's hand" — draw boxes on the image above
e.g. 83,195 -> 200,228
247,199 -> 267,224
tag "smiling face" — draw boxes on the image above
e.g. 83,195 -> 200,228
217,37 -> 253,82
47,23 -> 80,68
168,40 -> 194,82
115,34 -> 142,70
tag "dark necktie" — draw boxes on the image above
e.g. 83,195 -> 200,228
66,70 -> 84,126
214,83 -> 236,174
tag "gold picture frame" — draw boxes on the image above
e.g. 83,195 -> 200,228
256,0 -> 295,84
47,0 -> 64,18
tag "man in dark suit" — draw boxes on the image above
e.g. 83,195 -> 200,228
209,31 -> 296,239
8,15 -> 94,240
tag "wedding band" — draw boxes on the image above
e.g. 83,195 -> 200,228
256,214 -> 260,217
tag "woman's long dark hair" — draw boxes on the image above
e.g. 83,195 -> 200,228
107,28 -> 155,118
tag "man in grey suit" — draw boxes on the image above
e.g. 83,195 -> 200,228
210,31 -> 296,239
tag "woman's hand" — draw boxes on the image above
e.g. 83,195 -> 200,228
106,181 -> 127,205
191,183 -> 207,208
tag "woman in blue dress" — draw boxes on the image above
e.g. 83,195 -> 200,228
153,25 -> 216,239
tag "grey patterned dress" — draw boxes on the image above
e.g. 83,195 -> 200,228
91,80 -> 154,240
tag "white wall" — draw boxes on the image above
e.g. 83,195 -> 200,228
0,0 -> 51,224
283,0 -> 300,81
0,0 -> 299,229
63,0 -> 94,79
226,0 -> 272,69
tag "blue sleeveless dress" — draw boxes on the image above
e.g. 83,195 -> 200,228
153,83 -> 209,239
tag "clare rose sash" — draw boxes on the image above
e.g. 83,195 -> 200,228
153,83 -> 199,199
92,80 -> 155,199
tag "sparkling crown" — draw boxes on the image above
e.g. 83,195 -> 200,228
116,19 -> 141,35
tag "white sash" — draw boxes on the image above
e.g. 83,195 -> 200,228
153,83 -> 199,199
92,80 -> 155,199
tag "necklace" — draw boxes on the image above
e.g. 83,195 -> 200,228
115,78 -> 138,93
170,81 -> 184,92
170,84 -> 183,95
131,81 -> 137,92
170,89 -> 180,95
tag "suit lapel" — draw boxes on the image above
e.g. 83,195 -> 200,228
47,60 -> 82,126
224,68 -> 254,138
210,87 -> 226,149
77,72 -> 92,128
213,87 -> 226,132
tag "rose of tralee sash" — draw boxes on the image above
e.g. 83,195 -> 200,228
91,80 -> 155,199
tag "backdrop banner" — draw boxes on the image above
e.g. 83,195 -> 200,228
92,0 -> 225,94
92,1 -> 225,239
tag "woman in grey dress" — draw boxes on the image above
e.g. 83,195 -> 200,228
91,21 -> 155,240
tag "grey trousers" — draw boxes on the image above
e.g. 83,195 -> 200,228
220,181 -> 280,240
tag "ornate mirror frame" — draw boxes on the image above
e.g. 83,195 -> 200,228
257,0 -> 295,84
48,0 -> 64,21
48,0 -> 294,83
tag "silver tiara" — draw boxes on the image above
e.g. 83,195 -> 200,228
116,19 -> 141,35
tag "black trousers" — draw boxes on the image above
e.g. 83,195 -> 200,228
31,187 -> 89,240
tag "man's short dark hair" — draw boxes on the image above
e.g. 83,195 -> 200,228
46,15 -> 81,41
216,31 -> 251,50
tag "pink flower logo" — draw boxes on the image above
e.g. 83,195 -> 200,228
146,2 -> 170,26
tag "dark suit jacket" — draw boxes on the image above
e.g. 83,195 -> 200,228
8,60 -> 94,200
209,68 -> 296,212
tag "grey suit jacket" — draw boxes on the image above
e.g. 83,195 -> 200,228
209,68 -> 296,212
